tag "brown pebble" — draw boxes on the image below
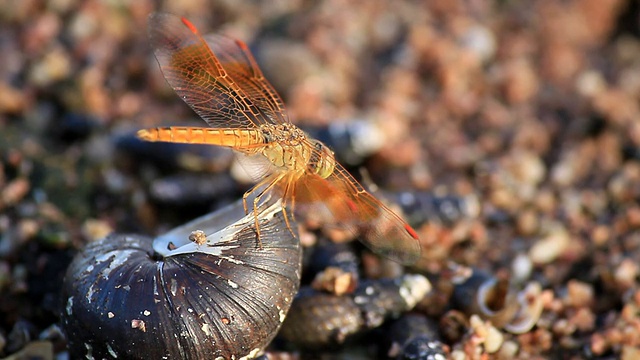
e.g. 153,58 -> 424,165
591,224 -> 611,247
626,206 -> 640,228
590,332 -> 608,355
18,219 -> 39,242
0,83 -> 28,114
516,209 -> 539,236
501,58 -> 539,104
312,267 -> 357,296
622,345 -> 640,360
569,307 -> 596,332
565,280 -> 594,308
81,219 -> 114,242
529,227 -> 569,265
614,259 -> 638,291
29,47 -> 72,86
188,230 -> 207,245
1,178 -> 30,207
552,319 -> 576,337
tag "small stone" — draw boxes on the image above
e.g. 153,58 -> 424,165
614,259 -> 638,290
81,219 -> 114,242
590,333 -> 608,355
569,307 -> 595,332
484,325 -> 504,353
29,47 -> 71,86
529,228 -> 569,265
496,340 -> 519,359
312,267 -> 357,296
188,230 -> 207,246
591,224 -> 610,247
501,58 -> 539,104
0,82 -> 27,114
576,70 -> 606,97
552,319 -> 576,337
516,209 -> 539,236
622,345 -> 640,360
460,25 -> 496,63
1,178 -> 30,207
18,219 -> 39,242
565,280 -> 594,308
512,253 -> 533,282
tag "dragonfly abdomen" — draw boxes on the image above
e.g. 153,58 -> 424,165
137,127 -> 265,149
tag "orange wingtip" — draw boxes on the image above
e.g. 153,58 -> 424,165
235,39 -> 250,50
181,17 -> 199,34
404,223 -> 419,239
346,199 -> 358,212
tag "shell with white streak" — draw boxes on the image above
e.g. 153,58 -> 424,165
61,200 -> 302,359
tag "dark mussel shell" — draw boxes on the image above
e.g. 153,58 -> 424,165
279,274 -> 431,349
61,200 -> 302,359
385,314 -> 446,360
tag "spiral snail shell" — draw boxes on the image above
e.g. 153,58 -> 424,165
61,200 -> 301,359
450,268 -> 543,334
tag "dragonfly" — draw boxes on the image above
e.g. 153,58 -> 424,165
138,13 -> 423,265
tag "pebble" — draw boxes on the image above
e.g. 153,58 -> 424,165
0,83 -> 27,114
529,227 -> 570,265
511,253 -> 533,283
460,25 -> 496,63
468,315 -> 504,353
28,46 -> 72,87
614,259 -> 639,291
496,339 -> 519,359
565,280 -> 594,308
81,219 -> 114,242
569,307 -> 595,332
576,70 -> 606,97
1,178 -> 30,208
622,345 -> 640,360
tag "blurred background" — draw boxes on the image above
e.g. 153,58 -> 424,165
0,0 -> 639,358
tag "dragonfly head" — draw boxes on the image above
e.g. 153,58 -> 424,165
308,139 -> 335,179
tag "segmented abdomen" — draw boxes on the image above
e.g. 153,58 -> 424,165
137,127 -> 265,148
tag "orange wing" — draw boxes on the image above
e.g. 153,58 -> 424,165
287,161 -> 422,265
202,34 -> 289,124
148,13 -> 289,129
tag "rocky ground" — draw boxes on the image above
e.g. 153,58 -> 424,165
1,0 -> 639,359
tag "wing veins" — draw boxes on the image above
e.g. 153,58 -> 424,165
150,14 -> 277,129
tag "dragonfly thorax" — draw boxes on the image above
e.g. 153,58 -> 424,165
259,124 -> 335,178
260,123 -> 306,145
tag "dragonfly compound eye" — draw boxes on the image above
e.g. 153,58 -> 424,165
308,139 -> 336,179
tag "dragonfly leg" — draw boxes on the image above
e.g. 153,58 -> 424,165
289,187 -> 297,224
245,174 -> 278,214
242,199 -> 248,214
251,173 -> 286,249
279,176 -> 297,238
242,191 -> 250,215
281,204 -> 297,239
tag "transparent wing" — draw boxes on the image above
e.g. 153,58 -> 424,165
288,162 -> 422,265
233,151 -> 278,183
148,13 -> 288,129
203,34 -> 289,124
